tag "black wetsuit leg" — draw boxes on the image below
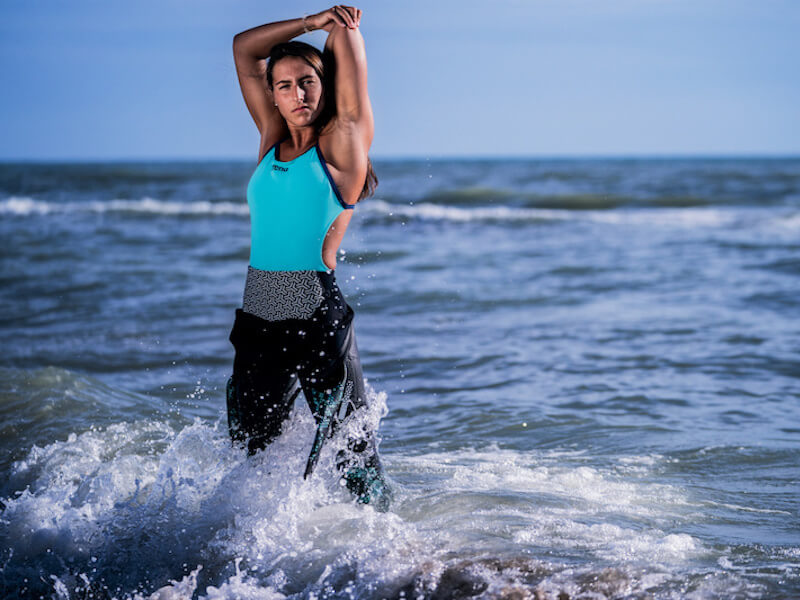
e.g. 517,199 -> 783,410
226,310 -> 302,454
298,309 -> 391,509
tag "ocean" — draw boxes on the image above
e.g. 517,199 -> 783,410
0,157 -> 798,599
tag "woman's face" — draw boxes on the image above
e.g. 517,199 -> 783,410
271,56 -> 325,128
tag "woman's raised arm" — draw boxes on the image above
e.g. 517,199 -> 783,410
232,19 -> 307,141
323,17 -> 374,145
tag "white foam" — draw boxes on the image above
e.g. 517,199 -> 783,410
134,566 -> 203,600
0,195 -> 248,216
364,199 -> 740,229
392,446 -> 698,568
2,407 -> 758,599
1,387 -> 413,597
712,502 -> 793,516
771,212 -> 800,229
1,196 -> 52,214
364,198 -> 568,223
400,446 -> 686,516
201,563 -> 286,600
588,207 -> 736,227
514,521 -> 698,564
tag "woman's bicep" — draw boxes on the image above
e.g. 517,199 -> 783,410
327,26 -> 371,127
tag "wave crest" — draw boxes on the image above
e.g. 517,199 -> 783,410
0,196 -> 248,216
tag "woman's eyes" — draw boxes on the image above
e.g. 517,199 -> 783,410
277,79 -> 315,91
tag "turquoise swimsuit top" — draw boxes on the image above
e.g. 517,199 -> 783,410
247,142 -> 354,272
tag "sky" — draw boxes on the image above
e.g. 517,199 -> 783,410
1,0 -> 798,160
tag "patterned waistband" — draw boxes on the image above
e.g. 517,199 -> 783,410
242,267 -> 334,321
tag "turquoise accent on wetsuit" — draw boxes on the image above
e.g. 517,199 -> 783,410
247,142 -> 354,272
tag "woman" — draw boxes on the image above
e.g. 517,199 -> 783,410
226,6 -> 391,510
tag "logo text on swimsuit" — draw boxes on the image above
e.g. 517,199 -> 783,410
273,165 -> 289,172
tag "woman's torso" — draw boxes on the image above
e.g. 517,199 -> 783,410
247,140 -> 354,273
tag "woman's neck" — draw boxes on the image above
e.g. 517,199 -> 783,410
284,126 -> 318,156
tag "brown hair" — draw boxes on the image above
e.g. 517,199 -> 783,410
266,41 -> 378,202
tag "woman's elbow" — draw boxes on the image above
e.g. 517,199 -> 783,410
232,32 -> 250,60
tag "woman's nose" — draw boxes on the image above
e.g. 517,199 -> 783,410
295,86 -> 305,102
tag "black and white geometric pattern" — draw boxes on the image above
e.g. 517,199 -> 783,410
242,267 -> 325,321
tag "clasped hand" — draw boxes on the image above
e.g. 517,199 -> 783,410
307,5 -> 362,31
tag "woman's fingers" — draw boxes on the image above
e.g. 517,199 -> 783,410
329,7 -> 347,27
335,5 -> 358,28
341,5 -> 357,28
324,5 -> 361,29
331,6 -> 348,27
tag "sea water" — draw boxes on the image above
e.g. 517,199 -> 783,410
0,158 -> 798,599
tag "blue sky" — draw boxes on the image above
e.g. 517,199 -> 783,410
1,0 -> 798,159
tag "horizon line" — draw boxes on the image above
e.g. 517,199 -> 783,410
2,152 -> 800,164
